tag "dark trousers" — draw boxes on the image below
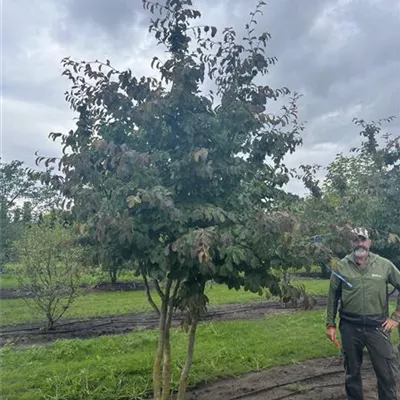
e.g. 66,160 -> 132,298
340,320 -> 399,400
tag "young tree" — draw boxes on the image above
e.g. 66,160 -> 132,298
37,0 -> 305,397
14,220 -> 83,330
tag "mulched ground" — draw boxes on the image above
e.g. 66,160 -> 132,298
187,354 -> 400,400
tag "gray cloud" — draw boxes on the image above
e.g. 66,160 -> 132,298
54,0 -> 145,48
62,0 -> 142,31
268,0 -> 400,147
2,0 -> 399,194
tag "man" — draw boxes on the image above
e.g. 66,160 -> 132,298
326,227 -> 400,400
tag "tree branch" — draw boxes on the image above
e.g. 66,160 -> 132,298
154,279 -> 165,300
143,273 -> 160,316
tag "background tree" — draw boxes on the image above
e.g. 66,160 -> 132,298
37,0 -> 306,398
296,116 -> 400,274
0,198 -> 14,270
0,159 -> 63,269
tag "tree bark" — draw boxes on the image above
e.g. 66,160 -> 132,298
161,280 -> 180,400
46,316 -> 54,331
153,279 -> 172,400
176,316 -> 199,400
153,296 -> 167,400
161,327 -> 172,400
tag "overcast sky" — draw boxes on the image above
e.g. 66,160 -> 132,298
2,0 -> 399,194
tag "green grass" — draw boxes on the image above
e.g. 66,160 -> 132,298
284,264 -> 322,274
0,264 -> 144,290
0,280 -> 331,326
292,279 -> 330,296
0,275 -> 19,290
5,309 -> 397,400
0,291 -> 152,326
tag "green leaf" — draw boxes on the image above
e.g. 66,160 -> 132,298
388,233 -> 400,244
126,195 -> 141,208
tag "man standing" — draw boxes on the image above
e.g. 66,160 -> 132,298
326,227 -> 400,400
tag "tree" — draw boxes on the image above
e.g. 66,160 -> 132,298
77,222 -> 134,285
320,117 -> 400,262
0,159 -> 63,268
14,219 -> 83,330
37,0 -> 305,397
0,159 -> 63,216
0,198 -> 13,269
0,160 -> 34,268
297,116 -> 400,273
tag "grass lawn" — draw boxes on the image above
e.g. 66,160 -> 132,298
0,275 -> 19,290
292,279 -> 329,296
0,280 -> 330,326
4,309 -> 397,400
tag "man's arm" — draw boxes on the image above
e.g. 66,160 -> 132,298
326,271 -> 342,327
388,263 -> 400,323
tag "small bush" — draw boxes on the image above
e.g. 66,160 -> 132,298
14,220 -> 83,330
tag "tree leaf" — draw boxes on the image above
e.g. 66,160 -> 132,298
126,195 -> 142,208
388,233 -> 400,244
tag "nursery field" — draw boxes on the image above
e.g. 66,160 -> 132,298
1,308 -> 398,400
0,269 -> 398,400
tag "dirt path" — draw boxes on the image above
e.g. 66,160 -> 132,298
0,298 -> 327,347
186,355 -> 399,400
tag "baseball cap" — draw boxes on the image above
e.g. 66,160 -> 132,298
351,227 -> 369,240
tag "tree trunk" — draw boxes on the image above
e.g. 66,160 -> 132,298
153,297 -> 167,400
161,331 -> 172,400
161,301 -> 175,400
153,279 -> 172,400
46,313 -> 54,331
176,316 -> 199,400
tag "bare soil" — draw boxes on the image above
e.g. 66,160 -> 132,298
0,298 -> 327,347
186,354 -> 400,400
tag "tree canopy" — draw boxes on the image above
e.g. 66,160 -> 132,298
35,0 -> 310,397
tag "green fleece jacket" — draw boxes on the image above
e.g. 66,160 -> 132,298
326,252 -> 400,327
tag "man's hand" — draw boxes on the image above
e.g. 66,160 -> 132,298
326,326 -> 341,348
382,318 -> 399,333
